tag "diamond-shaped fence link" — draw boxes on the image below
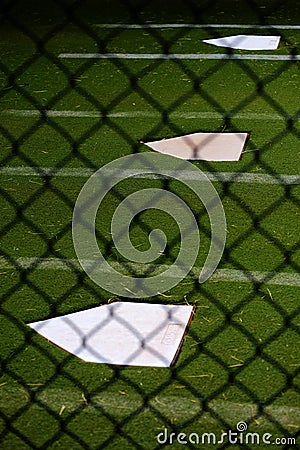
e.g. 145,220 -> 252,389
0,0 -> 300,448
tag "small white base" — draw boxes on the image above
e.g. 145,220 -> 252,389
145,132 -> 248,161
28,302 -> 195,367
203,35 -> 280,50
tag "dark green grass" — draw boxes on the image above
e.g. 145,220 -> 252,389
0,171 -> 299,447
0,174 -> 299,271
0,283 -> 299,449
1,1 -> 300,448
1,114 -> 300,176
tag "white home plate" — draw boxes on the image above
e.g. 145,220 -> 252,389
144,132 -> 248,161
203,35 -> 280,50
28,302 -> 195,367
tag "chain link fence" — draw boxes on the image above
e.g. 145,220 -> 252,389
1,0 -> 300,448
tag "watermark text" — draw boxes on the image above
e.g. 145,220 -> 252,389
157,422 -> 296,446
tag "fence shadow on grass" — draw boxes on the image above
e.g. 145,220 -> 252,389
0,0 -> 299,448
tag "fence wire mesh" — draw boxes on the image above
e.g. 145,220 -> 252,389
0,0 -> 300,449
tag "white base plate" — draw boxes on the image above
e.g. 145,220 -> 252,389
203,35 -> 280,50
145,132 -> 248,161
28,302 -> 195,367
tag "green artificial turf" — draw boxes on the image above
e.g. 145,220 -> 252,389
0,1 -> 300,449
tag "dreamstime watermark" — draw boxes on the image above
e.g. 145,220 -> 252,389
157,422 -> 296,446
72,153 -> 226,297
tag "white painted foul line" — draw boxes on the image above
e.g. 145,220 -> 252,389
1,166 -> 299,185
3,108 -> 296,122
94,23 -> 300,30
1,257 -> 299,287
59,52 -> 300,61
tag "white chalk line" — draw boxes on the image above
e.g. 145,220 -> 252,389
1,257 -> 299,287
94,23 -> 300,30
1,165 -> 299,185
0,386 -> 299,430
3,108 -> 297,122
59,52 -> 300,61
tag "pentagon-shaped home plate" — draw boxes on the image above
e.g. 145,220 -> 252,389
28,302 -> 195,367
203,35 -> 280,50
144,132 -> 249,161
